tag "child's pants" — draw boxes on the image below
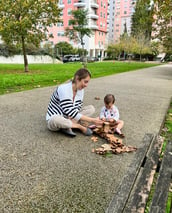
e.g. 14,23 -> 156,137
47,105 -> 95,131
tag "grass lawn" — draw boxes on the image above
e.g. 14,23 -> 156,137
0,61 -> 160,95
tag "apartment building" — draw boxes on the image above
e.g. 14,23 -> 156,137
47,0 -> 137,56
47,0 -> 109,58
108,0 -> 136,43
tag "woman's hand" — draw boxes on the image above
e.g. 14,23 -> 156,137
92,118 -> 103,126
100,117 -> 106,122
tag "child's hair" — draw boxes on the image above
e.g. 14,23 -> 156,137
72,68 -> 91,83
104,94 -> 115,104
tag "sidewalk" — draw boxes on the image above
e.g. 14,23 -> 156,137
0,64 -> 172,212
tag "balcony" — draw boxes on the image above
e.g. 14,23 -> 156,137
88,14 -> 99,20
89,24 -> 98,30
58,4 -> 65,9
74,0 -> 86,7
91,0 -> 99,9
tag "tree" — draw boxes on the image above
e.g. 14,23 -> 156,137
106,43 -> 124,60
153,0 -> 172,55
65,9 -> 92,67
133,33 -> 152,61
54,42 -> 75,58
131,0 -> 154,40
107,35 -> 154,62
0,0 -> 61,72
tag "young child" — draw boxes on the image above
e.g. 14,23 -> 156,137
99,94 -> 125,138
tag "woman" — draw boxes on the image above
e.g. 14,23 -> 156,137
46,68 -> 103,136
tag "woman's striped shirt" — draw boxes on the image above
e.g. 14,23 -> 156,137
46,81 -> 84,121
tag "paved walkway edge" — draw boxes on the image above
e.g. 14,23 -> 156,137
106,133 -> 154,213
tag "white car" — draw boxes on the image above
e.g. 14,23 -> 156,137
68,55 -> 80,62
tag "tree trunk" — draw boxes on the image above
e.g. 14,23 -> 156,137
21,36 -> 29,72
140,49 -> 142,62
81,37 -> 87,68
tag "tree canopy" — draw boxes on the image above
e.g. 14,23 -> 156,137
131,0 -> 154,40
65,9 -> 92,67
153,0 -> 172,54
55,42 -> 75,57
65,9 -> 92,50
0,0 -> 61,72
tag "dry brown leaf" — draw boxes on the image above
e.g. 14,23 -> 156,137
101,144 -> 112,151
91,136 -> 98,142
95,96 -> 100,100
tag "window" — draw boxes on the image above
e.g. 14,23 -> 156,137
57,22 -> 64,27
57,31 -> 64,37
67,0 -> 71,4
68,8 -> 72,15
124,11 -> 127,14
68,20 -> 72,25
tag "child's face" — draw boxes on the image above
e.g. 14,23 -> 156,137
105,102 -> 113,109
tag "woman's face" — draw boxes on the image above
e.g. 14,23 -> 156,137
76,76 -> 90,90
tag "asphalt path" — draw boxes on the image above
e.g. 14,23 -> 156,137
0,64 -> 172,212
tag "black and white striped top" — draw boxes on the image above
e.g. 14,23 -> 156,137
46,81 -> 84,121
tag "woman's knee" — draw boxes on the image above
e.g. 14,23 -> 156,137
47,115 -> 72,131
81,105 -> 95,116
88,105 -> 95,114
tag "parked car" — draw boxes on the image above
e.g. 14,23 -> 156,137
86,57 -> 99,62
81,56 -> 99,62
62,55 -> 73,63
93,57 -> 99,61
68,55 -> 80,62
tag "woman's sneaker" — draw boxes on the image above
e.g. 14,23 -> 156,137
61,128 -> 76,137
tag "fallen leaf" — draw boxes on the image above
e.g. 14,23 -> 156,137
91,136 -> 98,142
95,97 -> 100,100
101,144 -> 112,151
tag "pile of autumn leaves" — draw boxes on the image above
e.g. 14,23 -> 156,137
91,123 -> 137,155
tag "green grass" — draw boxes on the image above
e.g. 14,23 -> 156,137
0,61 -> 159,95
